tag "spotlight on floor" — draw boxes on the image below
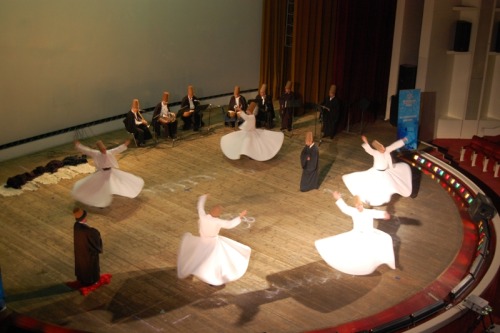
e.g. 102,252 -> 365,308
449,273 -> 475,301
468,193 -> 497,222
369,315 -> 412,333
469,253 -> 485,278
411,300 -> 447,324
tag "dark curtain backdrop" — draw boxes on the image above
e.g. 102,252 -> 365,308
259,0 -> 290,100
260,0 -> 397,127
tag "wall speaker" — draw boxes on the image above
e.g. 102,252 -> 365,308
453,20 -> 472,52
398,64 -> 417,91
468,192 -> 497,222
494,21 -> 500,52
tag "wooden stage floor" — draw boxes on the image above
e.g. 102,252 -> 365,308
0,113 -> 468,332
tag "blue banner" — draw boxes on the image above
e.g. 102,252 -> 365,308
397,89 -> 420,150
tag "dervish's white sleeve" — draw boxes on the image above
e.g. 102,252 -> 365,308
107,143 -> 127,155
335,198 -> 357,217
197,194 -> 208,220
385,139 -> 405,153
75,142 -> 98,158
362,142 -> 376,157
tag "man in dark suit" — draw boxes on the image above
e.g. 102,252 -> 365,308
124,98 -> 152,146
279,81 -> 295,132
226,85 -> 248,128
152,91 -> 178,139
178,85 -> 203,131
320,84 -> 341,139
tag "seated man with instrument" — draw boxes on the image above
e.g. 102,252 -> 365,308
225,85 -> 248,128
124,98 -> 152,147
255,83 -> 275,129
152,91 -> 178,139
178,85 -> 203,131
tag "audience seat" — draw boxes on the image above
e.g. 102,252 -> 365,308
461,135 -> 500,177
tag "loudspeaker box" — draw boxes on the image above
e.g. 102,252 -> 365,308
494,21 -> 500,52
468,192 -> 497,222
398,64 -> 417,91
453,20 -> 472,52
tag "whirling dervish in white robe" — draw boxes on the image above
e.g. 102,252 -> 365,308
72,140 -> 144,208
177,194 -> 251,286
220,102 -> 284,161
315,191 -> 396,275
342,135 -> 412,206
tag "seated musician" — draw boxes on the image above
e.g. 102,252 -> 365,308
152,91 -> 178,139
178,85 -> 203,131
124,98 -> 152,147
255,84 -> 275,129
225,85 -> 248,128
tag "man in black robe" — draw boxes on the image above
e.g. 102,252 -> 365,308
279,81 -> 296,132
73,208 -> 103,286
320,84 -> 341,139
300,131 -> 319,192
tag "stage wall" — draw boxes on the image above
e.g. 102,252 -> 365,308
0,0 -> 262,146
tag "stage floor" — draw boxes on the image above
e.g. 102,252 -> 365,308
0,114 -> 468,332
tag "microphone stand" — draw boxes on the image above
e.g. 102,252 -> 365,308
204,104 -> 219,135
314,104 -> 321,146
267,107 -> 272,129
234,104 -> 240,129
286,98 -> 301,138
195,104 -> 211,136
177,105 -> 189,143
207,104 -> 213,133
344,100 -> 359,135
195,102 -> 202,132
264,103 -> 270,129
315,104 -> 329,146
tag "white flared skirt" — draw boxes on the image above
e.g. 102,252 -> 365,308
177,233 -> 251,286
315,229 -> 395,275
220,129 -> 284,161
72,169 -> 144,208
342,163 -> 412,206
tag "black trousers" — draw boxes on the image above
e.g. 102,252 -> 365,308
154,120 -> 178,138
134,124 -> 152,144
181,113 -> 203,131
